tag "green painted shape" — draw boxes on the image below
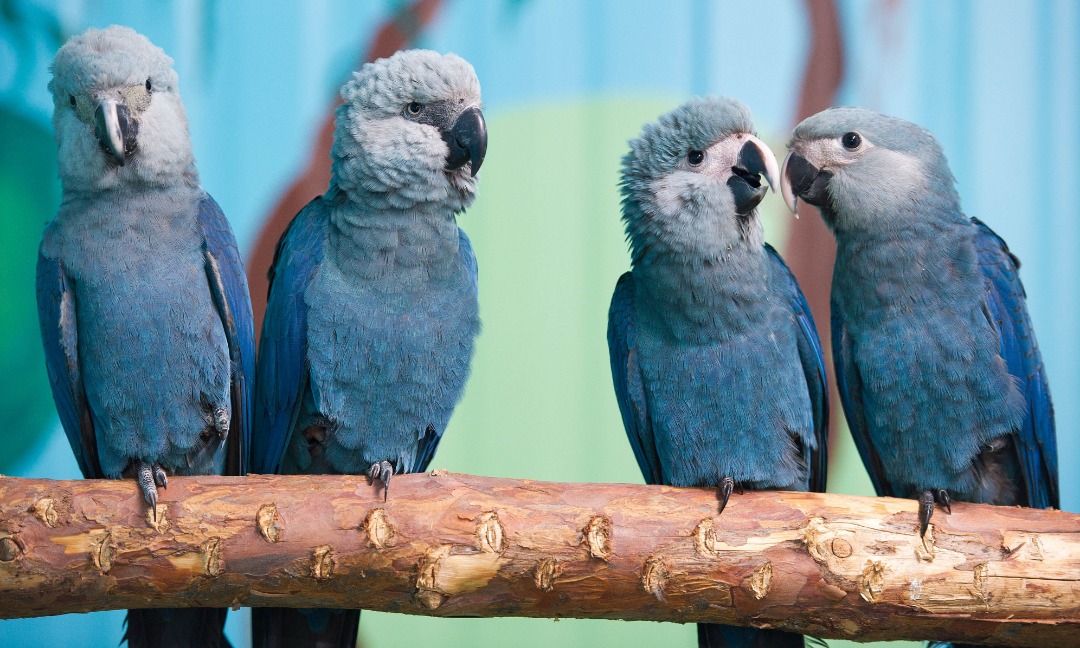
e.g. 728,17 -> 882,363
0,107 -> 61,471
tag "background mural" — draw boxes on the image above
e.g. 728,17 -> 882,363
1,1 -> 1077,646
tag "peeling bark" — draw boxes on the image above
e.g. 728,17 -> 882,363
0,472 -> 1076,647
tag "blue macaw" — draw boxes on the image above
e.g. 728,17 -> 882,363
781,107 -> 1057,545
251,49 -> 487,648
37,26 -> 254,648
609,96 -> 829,648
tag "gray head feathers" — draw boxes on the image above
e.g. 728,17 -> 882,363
50,26 -> 178,101
50,25 -> 196,191
620,96 -> 766,264
341,49 -> 481,116
330,49 -> 483,214
622,96 -> 754,190
786,107 -> 962,231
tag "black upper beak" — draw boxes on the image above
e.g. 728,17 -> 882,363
442,106 -> 487,176
782,151 -> 832,212
94,99 -> 138,166
728,139 -> 773,215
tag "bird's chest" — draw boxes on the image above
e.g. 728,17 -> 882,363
843,302 -> 1021,484
635,318 -> 810,487
47,205 -> 219,345
304,261 -> 479,402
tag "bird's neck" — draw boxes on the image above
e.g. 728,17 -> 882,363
327,192 -> 462,288
58,184 -> 202,230
831,209 -> 982,321
634,241 -> 772,342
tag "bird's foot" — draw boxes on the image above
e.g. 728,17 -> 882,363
213,407 -> 230,440
918,489 -> 952,537
717,477 -> 736,515
367,460 -> 395,501
136,461 -> 168,520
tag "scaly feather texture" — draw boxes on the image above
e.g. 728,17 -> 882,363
252,49 -> 485,648
609,96 -> 828,648
785,107 -> 1057,648
37,26 -> 254,648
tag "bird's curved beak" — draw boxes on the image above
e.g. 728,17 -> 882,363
780,150 -> 832,217
443,106 -> 488,176
94,97 -> 136,166
728,135 -> 780,215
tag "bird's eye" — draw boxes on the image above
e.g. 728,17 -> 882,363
69,95 -> 76,108
841,132 -> 862,150
406,102 -> 423,116
145,78 -> 152,92
687,150 -> 705,166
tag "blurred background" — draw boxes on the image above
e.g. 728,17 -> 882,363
1,0 -> 1077,646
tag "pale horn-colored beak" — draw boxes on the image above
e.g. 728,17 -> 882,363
743,134 -> 780,193
94,97 -> 126,165
780,151 -> 799,217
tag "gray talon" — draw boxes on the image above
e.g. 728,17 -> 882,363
136,462 -> 159,519
918,490 -> 935,538
368,460 -> 395,501
213,407 -> 230,439
379,461 -> 393,502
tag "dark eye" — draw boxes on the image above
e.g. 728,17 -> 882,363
69,95 -> 76,108
406,101 -> 423,116
145,78 -> 152,92
687,150 -> 705,166
841,132 -> 861,149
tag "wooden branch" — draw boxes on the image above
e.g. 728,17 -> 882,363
0,473 -> 1076,647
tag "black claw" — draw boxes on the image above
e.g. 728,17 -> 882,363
153,465 -> 168,489
937,489 -> 952,515
918,490 -> 935,538
717,477 -> 735,515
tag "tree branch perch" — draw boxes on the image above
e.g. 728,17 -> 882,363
0,472 -> 1076,646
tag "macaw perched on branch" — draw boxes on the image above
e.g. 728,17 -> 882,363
37,25 -> 254,648
251,49 -> 487,648
608,96 -> 829,648
781,107 -> 1057,545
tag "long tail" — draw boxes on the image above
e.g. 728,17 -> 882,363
252,607 -> 360,648
123,608 -> 231,648
697,623 -> 809,648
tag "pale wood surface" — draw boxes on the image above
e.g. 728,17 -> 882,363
0,472 -> 1076,647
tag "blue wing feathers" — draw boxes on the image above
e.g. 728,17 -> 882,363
970,218 -> 1057,509
197,195 -> 256,476
607,272 -> 663,485
252,197 -> 330,475
765,244 -> 829,493
832,296 -> 894,498
36,252 -> 101,478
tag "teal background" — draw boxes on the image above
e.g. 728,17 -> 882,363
1,1 -> 1077,647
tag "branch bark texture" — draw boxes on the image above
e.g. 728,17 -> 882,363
0,472 -> 1076,646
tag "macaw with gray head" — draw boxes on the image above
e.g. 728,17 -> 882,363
251,48 -> 486,648
781,107 -> 1057,545
38,25 -> 254,648
609,96 -> 828,648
